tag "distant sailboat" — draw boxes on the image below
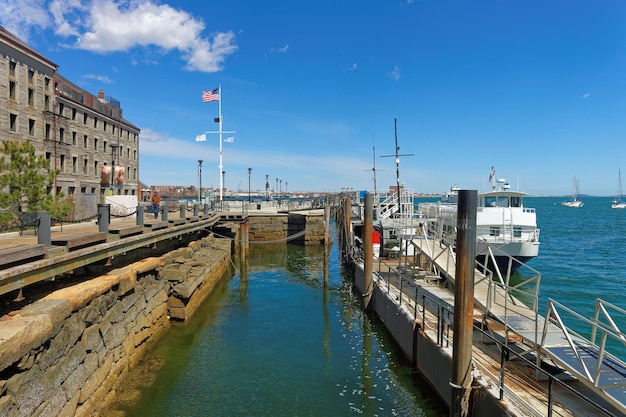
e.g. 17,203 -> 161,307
612,169 -> 626,209
562,177 -> 583,208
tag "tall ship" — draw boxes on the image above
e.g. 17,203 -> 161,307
419,175 -> 540,273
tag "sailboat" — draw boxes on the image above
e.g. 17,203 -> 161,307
612,169 -> 626,209
561,177 -> 584,208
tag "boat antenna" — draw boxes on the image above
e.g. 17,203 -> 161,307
380,118 -> 414,212
364,135 -> 385,198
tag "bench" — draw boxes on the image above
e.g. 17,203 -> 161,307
51,232 -> 108,251
17,213 -> 39,235
109,225 -> 144,238
0,244 -> 46,269
144,221 -> 168,231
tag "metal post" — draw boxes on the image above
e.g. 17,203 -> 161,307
180,203 -> 185,219
198,159 -> 203,203
98,204 -> 110,233
204,203 -> 209,214
36,211 -> 51,246
363,193 -> 373,308
162,205 -> 168,222
450,189 -> 477,417
136,204 -> 144,226
248,167 -> 252,203
193,203 -> 199,217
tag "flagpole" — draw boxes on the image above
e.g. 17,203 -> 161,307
218,84 -> 223,202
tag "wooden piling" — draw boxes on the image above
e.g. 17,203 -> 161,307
451,190 -> 477,417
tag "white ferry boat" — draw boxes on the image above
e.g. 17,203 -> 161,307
419,178 -> 540,272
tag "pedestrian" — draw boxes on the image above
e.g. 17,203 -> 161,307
151,191 -> 161,218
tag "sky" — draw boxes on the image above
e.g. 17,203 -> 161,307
1,0 -> 625,196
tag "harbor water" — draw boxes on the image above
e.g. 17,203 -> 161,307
106,223 -> 447,417
525,196 -> 626,357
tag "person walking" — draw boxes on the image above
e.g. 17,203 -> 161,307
151,191 -> 161,218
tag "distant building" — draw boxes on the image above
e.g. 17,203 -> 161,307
0,26 -> 140,199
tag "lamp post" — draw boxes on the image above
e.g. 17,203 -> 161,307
280,179 -> 282,195
265,174 -> 269,201
275,178 -> 279,198
198,159 -> 203,203
286,182 -> 288,195
109,143 -> 119,195
222,171 -> 226,198
248,167 -> 252,202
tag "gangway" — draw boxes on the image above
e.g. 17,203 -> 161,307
410,230 -> 626,415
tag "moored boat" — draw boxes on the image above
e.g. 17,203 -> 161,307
612,169 -> 626,209
561,176 -> 583,208
418,173 -> 540,272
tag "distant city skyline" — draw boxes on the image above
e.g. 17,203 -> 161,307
2,0 -> 624,196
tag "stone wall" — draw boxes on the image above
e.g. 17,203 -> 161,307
248,213 -> 325,245
0,234 -> 232,417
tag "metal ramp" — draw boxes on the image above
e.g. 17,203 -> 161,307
409,232 -> 626,415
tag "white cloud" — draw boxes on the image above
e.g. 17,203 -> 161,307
0,0 -> 50,42
346,63 -> 357,71
82,74 -> 114,84
386,65 -> 401,81
1,0 -> 237,73
277,44 -> 289,53
583,92 -> 590,99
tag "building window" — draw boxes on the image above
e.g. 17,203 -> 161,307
45,77 -> 50,90
103,141 -> 107,153
44,95 -> 50,111
45,123 -> 51,140
46,152 -> 51,161
29,119 -> 35,136
9,61 -> 16,76
104,121 -> 107,132
83,159 -> 88,175
59,128 -> 65,143
134,150 -> 137,160
28,69 -> 34,84
28,88 -> 34,106
94,161 -> 98,175
9,81 -> 16,100
81,187 -> 86,193
68,186 -> 75,196
60,155 -> 65,172
9,113 -> 17,132
83,113 -> 88,124
94,117 -> 98,129
72,157 -> 77,174
59,103 -> 64,116
72,108 -> 77,120
84,135 -> 88,148
72,131 -> 77,145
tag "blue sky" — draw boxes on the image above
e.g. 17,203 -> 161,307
2,0 -> 625,196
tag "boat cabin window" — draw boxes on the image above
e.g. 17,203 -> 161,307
513,227 -> 522,238
485,197 -> 497,207
490,226 -> 500,237
498,196 -> 509,207
511,197 -> 521,207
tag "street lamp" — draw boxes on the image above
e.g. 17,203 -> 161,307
222,171 -> 226,198
198,160 -> 203,203
109,143 -> 119,195
248,167 -> 252,202
286,182 -> 288,195
279,179 -> 282,195
265,174 -> 269,201
275,178 -> 279,198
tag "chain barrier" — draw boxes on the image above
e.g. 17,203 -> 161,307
111,210 -> 138,218
0,216 -> 40,234
51,213 -> 100,224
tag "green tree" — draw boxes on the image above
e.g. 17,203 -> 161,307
0,140 -> 59,215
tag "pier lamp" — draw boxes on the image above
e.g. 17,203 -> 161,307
109,143 -> 119,195
198,160 -> 203,203
248,168 -> 252,202
286,182 -> 288,195
276,178 -> 279,197
280,179 -> 282,195
222,171 -> 226,198
265,174 -> 270,201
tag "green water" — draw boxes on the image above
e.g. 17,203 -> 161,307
107,236 -> 447,416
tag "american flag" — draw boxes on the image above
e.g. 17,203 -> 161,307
201,88 -> 219,102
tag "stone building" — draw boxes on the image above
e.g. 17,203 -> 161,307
0,26 -> 140,203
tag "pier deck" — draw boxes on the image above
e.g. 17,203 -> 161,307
407,236 -> 626,415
